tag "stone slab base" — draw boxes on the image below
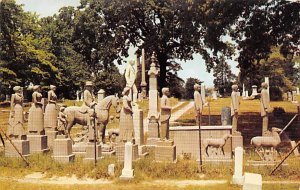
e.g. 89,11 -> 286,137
246,160 -> 288,167
146,138 -> 160,146
73,142 -> 87,153
102,150 -> 116,157
84,143 -> 101,162
27,135 -> 49,153
155,141 -> 176,162
5,140 -> 30,157
52,154 -> 75,163
116,143 -> 139,161
53,137 -> 73,156
45,130 -> 58,148
138,145 -> 149,157
120,169 -> 134,180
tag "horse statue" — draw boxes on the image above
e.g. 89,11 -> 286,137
64,95 -> 121,143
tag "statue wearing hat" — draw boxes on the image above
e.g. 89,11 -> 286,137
119,87 -> 134,142
160,87 -> 171,140
28,85 -> 45,134
125,60 -> 138,105
194,83 -> 204,125
44,85 -> 58,130
7,86 -> 26,139
260,82 -> 272,136
231,84 -> 240,134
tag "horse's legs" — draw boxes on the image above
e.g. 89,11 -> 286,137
66,122 -> 75,144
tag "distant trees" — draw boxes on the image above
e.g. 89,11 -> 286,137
184,77 -> 201,99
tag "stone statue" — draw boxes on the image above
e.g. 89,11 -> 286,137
7,86 -> 26,139
119,87 -> 134,142
260,82 -> 272,135
125,60 -> 138,105
28,85 -> 44,134
231,84 -> 240,134
194,84 -> 203,125
57,106 -> 67,135
44,85 -> 58,130
160,87 -> 171,140
80,81 -> 96,127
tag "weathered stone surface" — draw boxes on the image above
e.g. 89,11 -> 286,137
5,140 -> 30,157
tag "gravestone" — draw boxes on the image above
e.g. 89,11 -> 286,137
201,84 -> 206,104
232,147 -> 244,185
52,135 -> 75,163
108,164 -> 115,177
132,108 -> 148,157
221,107 -> 231,126
297,87 -> 299,95
212,91 -> 218,100
140,49 -> 147,99
120,142 -> 134,180
155,140 -> 176,162
243,173 -> 262,190
251,85 -> 258,97
97,89 -> 105,103
292,91 -> 298,103
287,92 -> 292,101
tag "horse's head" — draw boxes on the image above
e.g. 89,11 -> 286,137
112,95 -> 121,113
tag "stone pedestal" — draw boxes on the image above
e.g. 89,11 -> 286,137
155,140 -> 176,162
45,130 -> 58,148
243,173 -> 262,190
120,142 -> 134,180
232,147 -> 244,185
101,143 -> 116,157
27,135 -> 49,153
133,108 -> 144,146
232,135 -> 243,153
84,142 -> 101,162
116,143 -> 139,161
221,107 -> 231,126
52,135 -> 75,163
5,140 -> 30,157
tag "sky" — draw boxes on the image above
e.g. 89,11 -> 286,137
15,0 -> 240,87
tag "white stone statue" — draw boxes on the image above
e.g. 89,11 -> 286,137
28,85 -> 44,134
125,60 -> 138,105
7,86 -> 26,139
44,85 -> 58,130
119,87 -> 134,142
260,82 -> 272,135
231,84 -> 240,134
160,87 -> 171,140
194,84 -> 203,125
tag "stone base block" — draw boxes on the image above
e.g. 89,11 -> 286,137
120,169 -> 134,180
84,143 -> 101,162
232,174 -> 245,185
52,154 -> 75,163
53,136 -> 73,156
243,173 -> 262,190
45,130 -> 58,148
102,150 -> 116,157
155,141 -> 176,162
232,135 -> 243,153
5,140 -> 30,157
146,138 -> 160,145
138,145 -> 149,157
73,142 -> 87,153
27,135 -> 49,153
116,143 -> 139,161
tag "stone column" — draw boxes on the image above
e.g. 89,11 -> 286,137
264,77 -> 269,95
232,147 -> 244,185
201,84 -> 206,104
297,87 -> 299,95
97,89 -> 105,103
76,91 -> 80,102
120,142 -> 134,180
242,84 -> 245,97
140,49 -> 147,99
133,108 -> 144,146
251,85 -> 258,97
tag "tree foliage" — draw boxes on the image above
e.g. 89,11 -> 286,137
184,77 -> 201,100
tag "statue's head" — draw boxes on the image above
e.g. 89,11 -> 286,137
232,84 -> 238,92
129,60 -> 135,66
60,106 -> 65,112
261,82 -> 268,89
85,81 -> 93,90
13,86 -> 22,93
162,87 -> 170,96
33,85 -> 41,92
194,84 -> 201,91
50,85 -> 56,91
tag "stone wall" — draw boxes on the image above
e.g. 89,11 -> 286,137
199,112 -> 300,146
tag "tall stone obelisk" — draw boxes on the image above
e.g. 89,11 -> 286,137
140,49 -> 147,99
147,52 -> 160,144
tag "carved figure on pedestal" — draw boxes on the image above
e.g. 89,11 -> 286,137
7,86 -> 26,139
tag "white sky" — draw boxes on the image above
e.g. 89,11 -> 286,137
16,0 -> 240,87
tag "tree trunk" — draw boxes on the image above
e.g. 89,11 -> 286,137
157,53 -> 168,95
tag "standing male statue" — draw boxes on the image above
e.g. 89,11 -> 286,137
260,82 -> 272,136
80,81 -> 96,141
194,84 -> 204,125
231,84 -> 240,134
160,87 -> 171,140
125,60 -> 138,105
